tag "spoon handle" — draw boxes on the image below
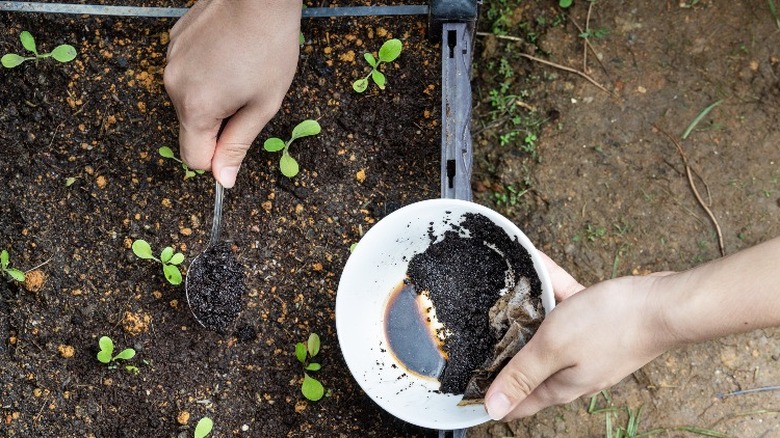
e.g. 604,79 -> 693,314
209,180 -> 224,246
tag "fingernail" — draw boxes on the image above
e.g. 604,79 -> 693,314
219,166 -> 239,189
485,392 -> 513,421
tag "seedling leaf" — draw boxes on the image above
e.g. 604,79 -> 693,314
378,38 -> 402,62
1,54 -> 26,68
158,146 -> 175,158
371,70 -> 386,89
132,240 -> 155,260
291,119 -> 321,140
295,342 -> 307,363
307,333 -> 320,357
559,0 -> 573,8
97,336 -> 114,363
263,137 -> 286,152
7,269 -> 25,282
97,350 -> 112,364
305,363 -> 321,372
114,348 -> 136,361
0,250 -> 8,269
65,177 -> 76,187
163,264 -> 182,285
51,44 -> 77,63
280,153 -> 299,178
352,78 -> 368,93
168,252 -> 185,266
194,417 -> 214,438
99,336 -> 114,353
20,31 -> 36,54
364,52 -> 377,67
302,374 -> 325,401
160,246 -> 174,263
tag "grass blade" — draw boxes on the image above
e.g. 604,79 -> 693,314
682,100 -> 722,139
673,426 -> 732,438
769,0 -> 780,29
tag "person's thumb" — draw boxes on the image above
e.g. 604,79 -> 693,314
484,339 -> 551,421
211,106 -> 269,188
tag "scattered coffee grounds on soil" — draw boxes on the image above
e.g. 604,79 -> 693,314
406,213 -> 542,394
186,242 -> 246,334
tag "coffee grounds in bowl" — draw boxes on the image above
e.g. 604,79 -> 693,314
406,213 -> 543,398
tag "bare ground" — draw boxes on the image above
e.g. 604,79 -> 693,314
470,1 -> 780,437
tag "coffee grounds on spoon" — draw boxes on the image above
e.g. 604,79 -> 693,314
186,242 -> 246,334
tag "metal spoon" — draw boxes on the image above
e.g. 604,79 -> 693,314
185,180 -> 224,329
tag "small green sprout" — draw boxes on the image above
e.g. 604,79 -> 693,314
1,250 -> 26,282
194,417 -> 213,438
159,146 -> 206,180
353,38 -> 402,93
131,239 -> 185,285
263,120 -> 321,178
296,333 -> 325,401
559,0 -> 573,8
2,31 -> 77,68
96,336 -> 136,366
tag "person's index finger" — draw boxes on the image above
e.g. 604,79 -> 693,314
177,118 -> 222,171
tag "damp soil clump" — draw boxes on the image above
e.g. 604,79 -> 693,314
186,242 -> 246,334
406,213 -> 542,395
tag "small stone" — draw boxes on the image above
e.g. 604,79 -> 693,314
96,175 -> 108,189
23,270 -> 46,293
339,50 -> 356,62
295,204 -> 304,214
122,311 -> 151,336
161,198 -> 172,208
355,169 -> 366,183
58,344 -> 75,359
176,411 -> 190,425
180,227 -> 192,236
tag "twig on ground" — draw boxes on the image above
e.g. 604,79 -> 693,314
584,0 -> 594,72
654,124 -> 726,257
717,385 -> 780,399
475,32 -> 615,96
569,16 -> 611,80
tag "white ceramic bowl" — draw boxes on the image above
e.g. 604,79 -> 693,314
335,199 -> 554,430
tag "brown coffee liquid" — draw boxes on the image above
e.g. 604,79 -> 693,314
384,280 -> 446,379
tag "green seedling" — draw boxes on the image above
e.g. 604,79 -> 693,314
352,38 -> 402,93
559,0 -> 573,8
1,250 -> 26,282
296,333 -> 325,401
263,119 -> 321,178
2,31 -> 77,68
194,417 -> 213,438
131,239 -> 185,285
159,146 -> 206,180
96,336 -> 136,367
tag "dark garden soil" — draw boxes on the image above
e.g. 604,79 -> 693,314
2,1 -> 780,437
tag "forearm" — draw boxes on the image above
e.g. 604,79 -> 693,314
659,236 -> 780,346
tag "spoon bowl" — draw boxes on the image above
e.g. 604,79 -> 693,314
185,181 -> 246,333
